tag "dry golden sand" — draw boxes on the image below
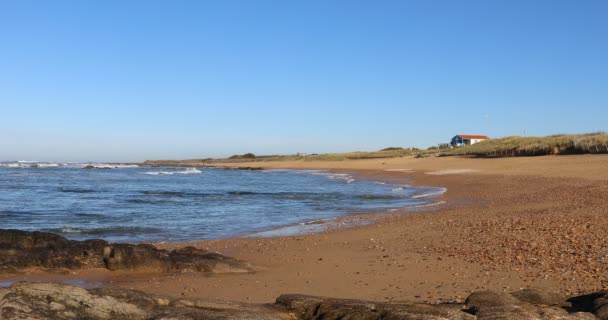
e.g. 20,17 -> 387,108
4,155 -> 608,304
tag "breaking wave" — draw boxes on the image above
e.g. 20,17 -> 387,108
45,226 -> 162,236
141,168 -> 202,175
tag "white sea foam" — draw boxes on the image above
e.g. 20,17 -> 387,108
0,161 -> 65,169
1,162 -> 31,168
55,227 -> 85,234
142,171 -> 172,175
33,163 -> 60,168
142,168 -> 202,175
83,164 -> 139,169
411,187 -> 447,199
310,172 -> 355,183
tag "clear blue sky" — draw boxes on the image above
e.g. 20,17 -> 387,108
1,0 -> 606,162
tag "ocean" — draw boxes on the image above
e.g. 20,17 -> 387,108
0,161 -> 445,242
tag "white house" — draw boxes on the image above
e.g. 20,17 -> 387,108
451,134 -> 489,147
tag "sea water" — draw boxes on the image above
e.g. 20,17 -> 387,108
0,162 -> 445,242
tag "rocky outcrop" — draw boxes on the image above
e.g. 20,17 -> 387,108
277,294 -> 474,320
1,283 -> 608,319
464,290 -> 595,320
277,289 -> 603,320
0,229 -> 253,274
0,282 -> 285,320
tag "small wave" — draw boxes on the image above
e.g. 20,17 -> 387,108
126,198 -> 182,204
310,172 -> 355,183
226,191 -> 343,200
175,168 -> 202,174
227,191 -> 257,195
1,161 -> 66,169
142,190 -> 206,196
0,210 -> 38,217
141,168 -> 202,175
0,185 -> 29,189
59,187 -> 96,193
82,164 -> 139,169
73,213 -> 107,218
31,163 -> 61,168
141,171 -> 173,175
0,163 -> 30,168
392,187 -> 404,192
411,187 -> 447,199
355,194 -> 403,200
143,190 -> 184,195
46,226 -> 161,236
142,190 -> 339,200
140,190 -> 218,198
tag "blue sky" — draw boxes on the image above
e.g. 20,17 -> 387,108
1,0 -> 606,162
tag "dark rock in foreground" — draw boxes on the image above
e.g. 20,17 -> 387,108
1,283 -> 606,320
278,288 -> 597,320
0,229 -> 253,274
0,282 -> 284,320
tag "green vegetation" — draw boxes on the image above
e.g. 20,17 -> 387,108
206,146 -> 448,163
228,153 -> 257,159
143,133 -> 608,166
443,132 -> 608,157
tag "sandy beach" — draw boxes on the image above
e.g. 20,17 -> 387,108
4,154 -> 607,306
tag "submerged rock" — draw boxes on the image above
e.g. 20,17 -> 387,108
0,229 -> 253,274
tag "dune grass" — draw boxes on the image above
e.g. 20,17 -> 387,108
444,132 -> 608,157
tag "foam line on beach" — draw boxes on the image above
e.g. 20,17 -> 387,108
411,187 -> 447,199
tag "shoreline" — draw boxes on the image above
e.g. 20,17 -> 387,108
213,168 -> 449,243
1,155 -> 607,305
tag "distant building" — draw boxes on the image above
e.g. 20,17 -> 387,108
451,134 -> 489,147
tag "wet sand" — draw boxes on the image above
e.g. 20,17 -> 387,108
3,155 -> 608,304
